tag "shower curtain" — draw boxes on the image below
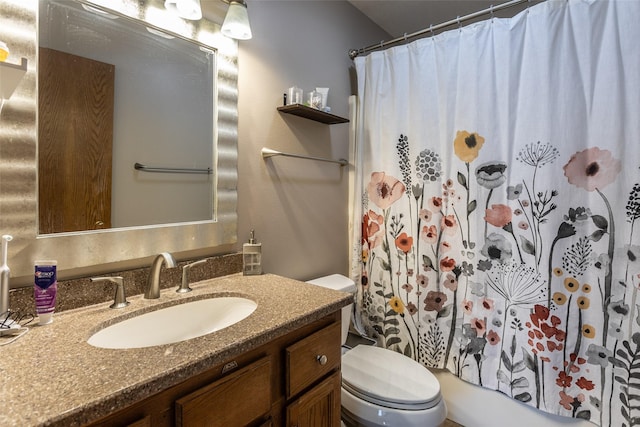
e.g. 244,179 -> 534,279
351,1 -> 640,425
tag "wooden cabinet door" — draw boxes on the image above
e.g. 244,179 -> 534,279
175,356 -> 272,427
286,371 -> 341,427
38,47 -> 114,233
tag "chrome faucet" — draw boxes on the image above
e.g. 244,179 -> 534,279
177,259 -> 206,294
91,276 -> 129,309
145,252 -> 176,299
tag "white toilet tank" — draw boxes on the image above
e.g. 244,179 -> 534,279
306,274 -> 355,345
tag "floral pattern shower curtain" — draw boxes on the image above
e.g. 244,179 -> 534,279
352,1 -> 640,425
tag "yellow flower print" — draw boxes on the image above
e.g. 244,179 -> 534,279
564,277 -> 579,293
389,296 -> 405,314
582,283 -> 591,293
552,292 -> 567,306
582,324 -> 596,338
553,267 -> 564,277
577,296 -> 590,310
454,130 -> 485,163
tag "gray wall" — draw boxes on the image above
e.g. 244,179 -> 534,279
235,1 -> 388,280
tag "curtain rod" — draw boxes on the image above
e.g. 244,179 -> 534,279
349,0 -> 532,59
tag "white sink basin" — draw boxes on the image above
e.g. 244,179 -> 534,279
87,297 -> 257,349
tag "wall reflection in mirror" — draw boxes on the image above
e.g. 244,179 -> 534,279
38,0 -> 216,234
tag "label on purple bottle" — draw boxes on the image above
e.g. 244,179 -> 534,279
34,263 -> 57,314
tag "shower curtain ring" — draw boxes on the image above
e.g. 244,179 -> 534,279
430,24 -> 434,37
403,32 -> 408,42
457,15 -> 461,30
490,4 -> 494,20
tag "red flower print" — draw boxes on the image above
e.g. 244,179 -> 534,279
563,147 -> 621,192
559,391 -> 585,412
441,214 -> 458,235
570,353 -> 587,365
401,283 -> 413,293
487,330 -> 500,345
367,172 -> 406,209
369,210 -> 384,224
471,318 -> 486,336
462,299 -> 473,315
440,241 -> 452,253
419,209 -> 432,222
570,365 -> 580,373
424,291 -> 447,312
406,302 -> 418,315
529,304 -> 550,328
443,273 -> 458,291
362,210 -> 384,249
395,232 -> 413,254
559,391 -> 574,411
429,196 -> 443,212
576,377 -> 595,391
484,204 -> 513,228
556,371 -> 573,388
417,274 -> 429,288
547,341 -> 564,352
481,298 -> 494,311
440,256 -> 456,272
526,304 -> 566,357
421,224 -> 438,244
541,323 -> 560,339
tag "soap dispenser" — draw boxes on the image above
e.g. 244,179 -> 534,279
243,230 -> 262,276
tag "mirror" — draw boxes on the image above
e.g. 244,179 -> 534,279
0,0 -> 238,281
39,0 -> 215,233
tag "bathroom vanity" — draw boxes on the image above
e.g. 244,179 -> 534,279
0,274 -> 351,426
89,314 -> 342,426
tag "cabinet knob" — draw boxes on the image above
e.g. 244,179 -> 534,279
316,354 -> 328,366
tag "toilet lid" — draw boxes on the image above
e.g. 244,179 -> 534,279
342,345 -> 441,410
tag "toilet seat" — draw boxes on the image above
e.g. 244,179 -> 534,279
342,345 -> 442,411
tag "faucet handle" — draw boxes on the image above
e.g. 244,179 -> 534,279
91,276 -> 130,309
177,259 -> 207,293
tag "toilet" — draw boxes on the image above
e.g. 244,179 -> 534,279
306,274 -> 448,427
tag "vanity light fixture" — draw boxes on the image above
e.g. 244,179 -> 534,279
164,0 -> 202,21
221,0 -> 252,40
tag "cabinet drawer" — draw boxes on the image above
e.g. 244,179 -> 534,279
175,356 -> 271,426
286,321 -> 341,398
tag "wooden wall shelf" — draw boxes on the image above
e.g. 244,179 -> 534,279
277,103 -> 349,125
0,58 -> 28,100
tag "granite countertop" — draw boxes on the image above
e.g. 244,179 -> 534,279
0,273 -> 352,427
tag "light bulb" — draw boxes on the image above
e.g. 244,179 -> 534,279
0,41 -> 9,62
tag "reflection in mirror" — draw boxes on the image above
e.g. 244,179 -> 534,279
39,0 -> 215,234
